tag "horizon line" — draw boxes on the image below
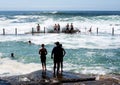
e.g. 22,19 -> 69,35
0,10 -> 120,12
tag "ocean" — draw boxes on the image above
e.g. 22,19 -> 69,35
0,11 -> 120,77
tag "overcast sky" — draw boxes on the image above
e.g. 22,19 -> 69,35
0,0 -> 119,11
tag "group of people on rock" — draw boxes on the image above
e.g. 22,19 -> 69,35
39,41 -> 66,75
36,23 -> 75,33
65,23 -> 74,32
53,24 -> 60,32
53,23 -> 74,33
36,23 -> 92,34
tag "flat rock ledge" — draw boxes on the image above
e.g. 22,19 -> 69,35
0,70 -> 120,85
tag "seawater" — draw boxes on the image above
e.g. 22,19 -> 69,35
0,11 -> 120,77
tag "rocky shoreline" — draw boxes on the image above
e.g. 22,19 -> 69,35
0,70 -> 120,85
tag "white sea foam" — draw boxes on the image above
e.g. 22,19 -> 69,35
51,11 -> 58,14
0,57 -> 115,77
0,33 -> 119,49
0,15 -> 120,35
0,58 -> 41,77
62,63 -> 109,75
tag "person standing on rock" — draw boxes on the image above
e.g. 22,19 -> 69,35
37,24 -> 40,32
51,42 -> 66,75
51,41 -> 61,75
59,44 -> 66,73
39,44 -> 47,71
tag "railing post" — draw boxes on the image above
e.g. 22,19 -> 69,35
32,27 -> 34,35
97,27 -> 98,35
15,28 -> 17,35
3,28 -> 5,35
44,27 -> 45,33
112,27 -> 114,36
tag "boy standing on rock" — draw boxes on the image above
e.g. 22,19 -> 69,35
39,44 -> 47,71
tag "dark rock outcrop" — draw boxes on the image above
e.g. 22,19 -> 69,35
0,70 -> 119,85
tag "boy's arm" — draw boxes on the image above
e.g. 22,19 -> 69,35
63,49 -> 66,57
39,49 -> 41,55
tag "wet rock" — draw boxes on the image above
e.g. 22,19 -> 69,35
0,70 -> 119,85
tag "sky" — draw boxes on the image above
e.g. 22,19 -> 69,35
0,0 -> 120,11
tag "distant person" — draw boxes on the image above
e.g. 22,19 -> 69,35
28,40 -> 31,44
39,44 -> 47,71
37,24 -> 40,32
51,41 -> 61,75
54,24 -> 57,31
59,44 -> 66,73
11,53 -> 14,58
70,23 -> 74,33
70,23 -> 74,31
88,26 -> 92,33
66,23 -> 69,32
57,24 -> 60,33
